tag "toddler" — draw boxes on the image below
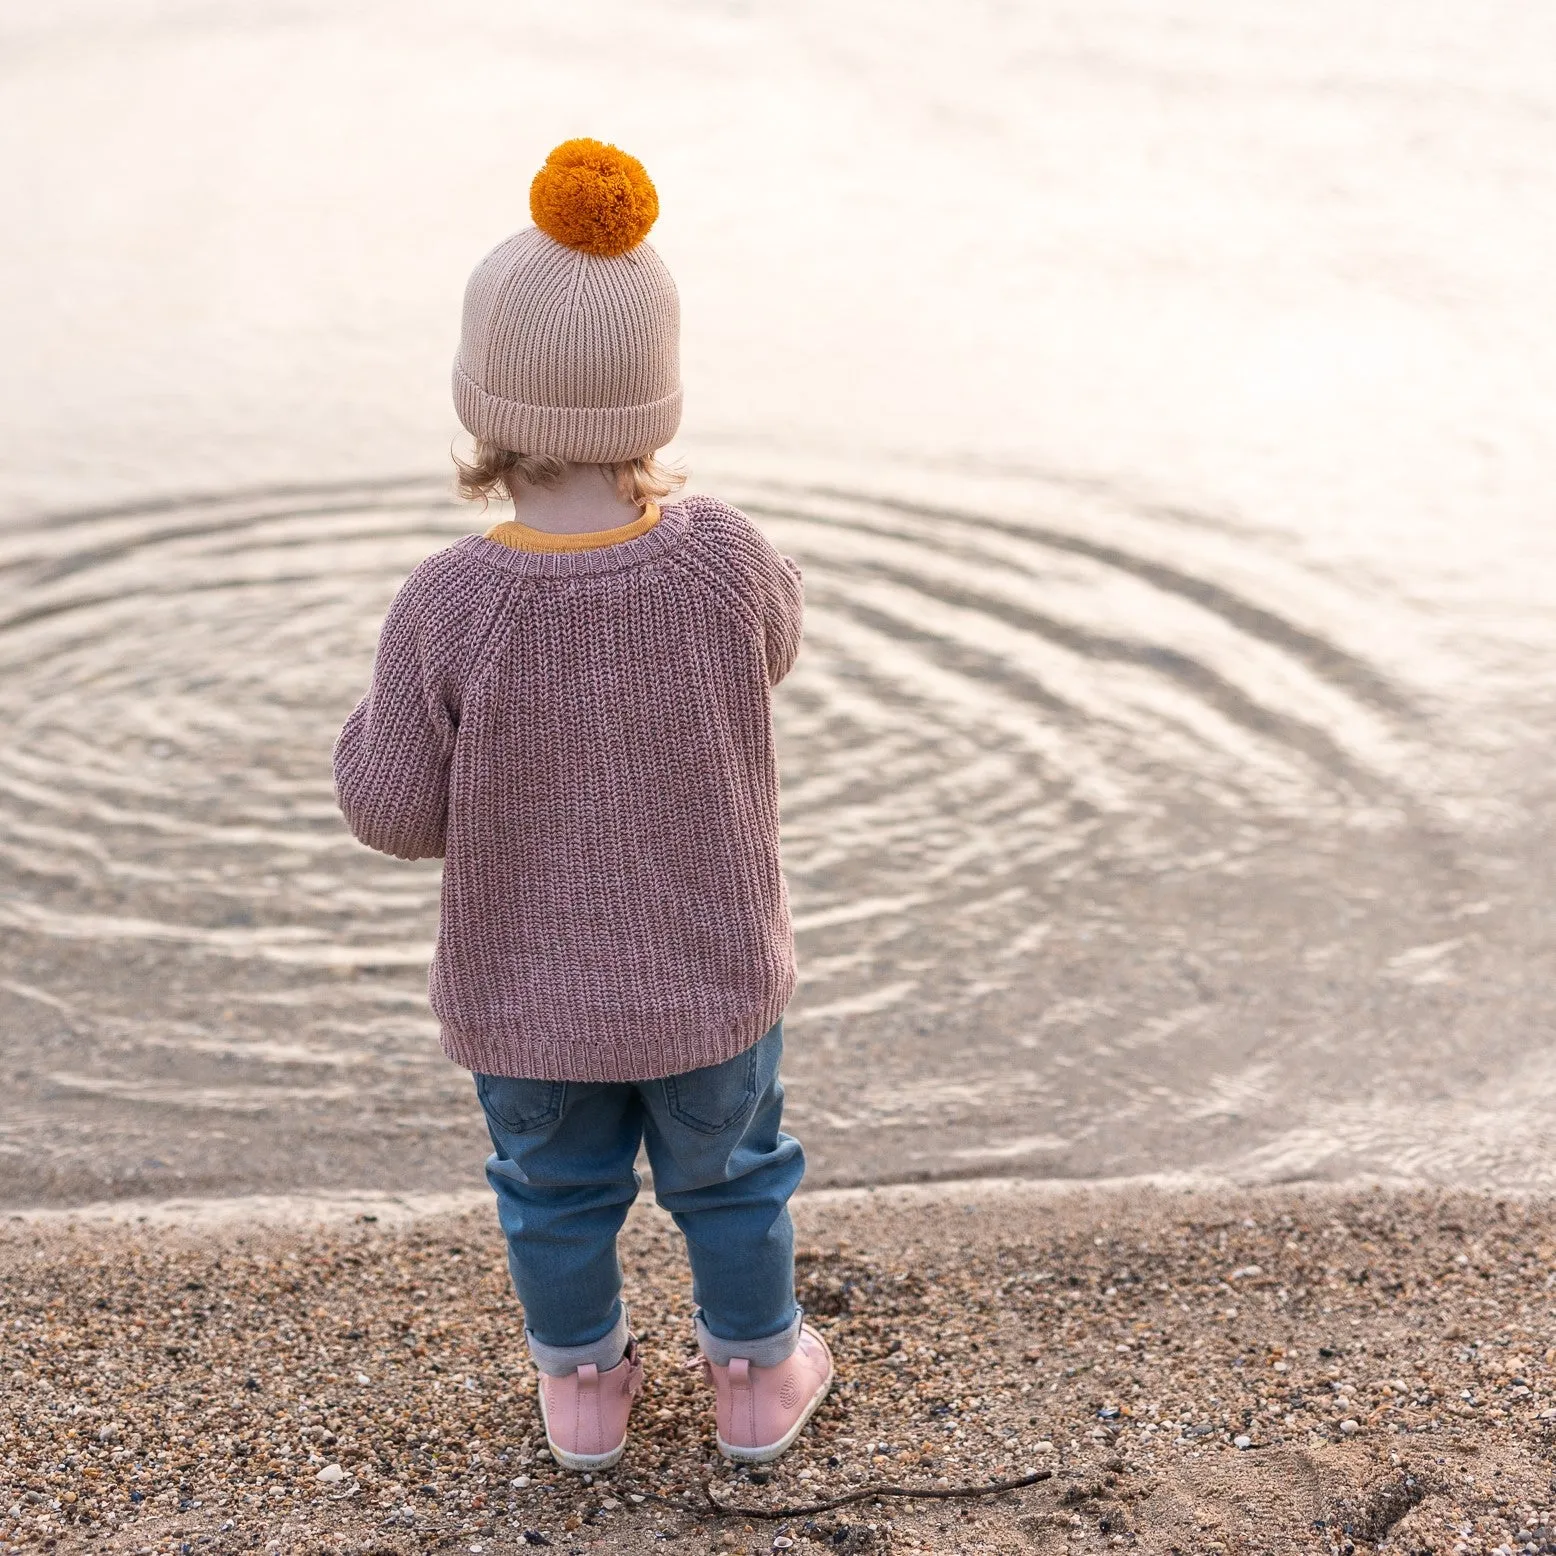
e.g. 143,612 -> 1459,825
333,140 -> 829,1471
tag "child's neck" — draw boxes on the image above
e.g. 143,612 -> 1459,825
511,465 -> 644,534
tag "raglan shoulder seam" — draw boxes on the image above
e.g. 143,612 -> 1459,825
393,543 -> 526,715
661,500 -> 769,640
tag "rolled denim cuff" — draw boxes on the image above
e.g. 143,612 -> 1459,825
526,1304 -> 630,1378
695,1306 -> 803,1368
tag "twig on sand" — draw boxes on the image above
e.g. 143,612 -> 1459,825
702,1468 -> 1053,1520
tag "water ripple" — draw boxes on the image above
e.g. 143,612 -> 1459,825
3,473 -> 1537,1200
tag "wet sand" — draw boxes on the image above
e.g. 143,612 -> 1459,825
4,1181 -> 1555,1555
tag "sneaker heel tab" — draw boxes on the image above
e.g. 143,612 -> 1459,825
729,1357 -> 751,1384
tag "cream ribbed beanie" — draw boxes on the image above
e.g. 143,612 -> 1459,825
452,140 -> 681,464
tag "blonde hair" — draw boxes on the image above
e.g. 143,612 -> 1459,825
454,440 -> 686,511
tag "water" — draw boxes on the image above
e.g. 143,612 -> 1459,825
2,0 -> 1554,1206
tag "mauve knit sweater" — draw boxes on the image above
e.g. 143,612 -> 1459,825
333,494 -> 803,1082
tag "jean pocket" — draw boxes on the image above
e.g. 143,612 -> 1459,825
474,1074 -> 567,1135
662,1043 -> 763,1135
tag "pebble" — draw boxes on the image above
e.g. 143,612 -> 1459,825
1,1192 -> 1551,1554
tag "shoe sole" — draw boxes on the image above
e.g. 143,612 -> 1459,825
538,1383 -> 628,1473
716,1329 -> 835,1465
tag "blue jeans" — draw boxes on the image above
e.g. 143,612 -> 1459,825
474,1022 -> 804,1376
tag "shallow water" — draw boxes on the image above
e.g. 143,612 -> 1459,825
1,1 -> 1554,1204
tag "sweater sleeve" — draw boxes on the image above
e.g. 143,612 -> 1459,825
764,553 -> 805,687
333,556 -> 474,861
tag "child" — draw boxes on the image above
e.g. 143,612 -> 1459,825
333,139 -> 830,1472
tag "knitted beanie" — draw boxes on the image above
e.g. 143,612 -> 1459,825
452,139 -> 681,463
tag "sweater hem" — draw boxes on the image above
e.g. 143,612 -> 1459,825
435,973 -> 796,1083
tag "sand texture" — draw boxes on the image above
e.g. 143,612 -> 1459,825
3,1182 -> 1554,1555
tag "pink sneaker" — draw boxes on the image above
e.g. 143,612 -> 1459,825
701,1323 -> 834,1463
537,1339 -> 644,1471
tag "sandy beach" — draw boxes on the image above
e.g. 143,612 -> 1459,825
4,1181 -> 1554,1555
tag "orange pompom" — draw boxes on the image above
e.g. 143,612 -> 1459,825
529,139 -> 659,257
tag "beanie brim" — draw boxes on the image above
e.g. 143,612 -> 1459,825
453,361 -> 682,463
